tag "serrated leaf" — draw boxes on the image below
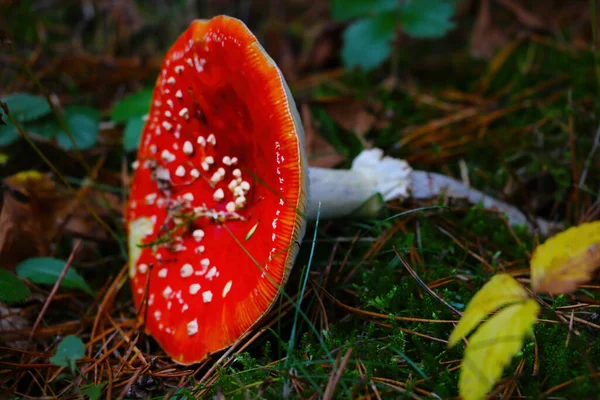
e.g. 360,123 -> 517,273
50,335 -> 85,371
459,299 -> 539,400
16,257 -> 94,295
449,274 -> 528,348
0,268 -> 31,304
0,123 -> 19,146
56,106 -> 100,150
531,221 -> 600,294
1,93 -> 51,123
123,116 -> 146,151
400,0 -> 456,39
111,88 -> 153,123
342,12 -> 397,70
331,0 -> 398,21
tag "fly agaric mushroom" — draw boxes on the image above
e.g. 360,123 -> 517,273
127,15 -> 556,365
127,16 -> 306,364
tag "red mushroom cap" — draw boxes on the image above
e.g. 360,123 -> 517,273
126,16 -> 307,365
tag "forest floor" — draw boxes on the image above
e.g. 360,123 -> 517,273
1,1 -> 600,399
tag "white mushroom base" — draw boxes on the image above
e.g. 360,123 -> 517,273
308,148 -> 557,235
308,149 -> 412,219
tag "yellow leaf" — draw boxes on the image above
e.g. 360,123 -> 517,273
127,217 -> 154,278
531,221 -> 600,294
448,274 -> 528,348
5,170 -> 44,184
459,299 -> 539,400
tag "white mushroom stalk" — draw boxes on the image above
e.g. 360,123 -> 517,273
307,148 -> 557,236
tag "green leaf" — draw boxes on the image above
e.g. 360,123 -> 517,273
0,93 -> 52,146
331,0 -> 398,21
0,268 -> 31,304
56,106 -> 100,150
1,93 -> 51,123
110,88 -> 153,123
0,124 -> 19,146
50,335 -> 85,371
81,382 -> 107,400
123,116 -> 146,152
28,118 -> 61,139
399,0 -> 456,39
342,12 -> 397,70
16,257 -> 94,295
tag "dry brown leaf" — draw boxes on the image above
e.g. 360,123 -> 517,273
0,171 -> 120,270
0,172 -> 71,271
470,0 -> 510,60
0,301 -> 30,349
323,99 -> 376,139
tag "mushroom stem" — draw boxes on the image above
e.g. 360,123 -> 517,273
307,149 -> 558,236
307,148 -> 412,220
408,170 -> 557,235
307,167 -> 383,219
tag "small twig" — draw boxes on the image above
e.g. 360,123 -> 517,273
436,226 -> 495,273
90,264 -> 128,344
393,247 -> 463,317
565,309 -> 575,348
567,90 -> 581,222
116,362 -> 152,400
579,124 -> 600,189
322,289 -> 457,324
112,327 -> 142,379
458,159 -> 470,187
533,332 -> 540,375
28,240 -> 82,342
323,348 -> 352,400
